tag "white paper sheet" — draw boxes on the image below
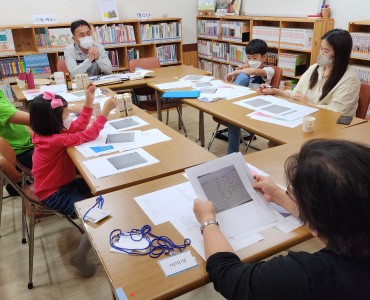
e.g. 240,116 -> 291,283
170,215 -> 264,261
247,111 -> 303,128
107,116 -> 149,131
185,153 -> 281,239
83,148 -> 159,178
179,75 -> 214,82
76,128 -> 171,157
234,95 -> 318,121
154,81 -> 193,90
23,89 -> 41,101
134,161 -> 296,260
40,84 -> 67,93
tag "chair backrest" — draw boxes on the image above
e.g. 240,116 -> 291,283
270,66 -> 283,88
128,57 -> 161,72
56,60 -> 69,76
357,83 -> 370,119
0,137 -> 21,183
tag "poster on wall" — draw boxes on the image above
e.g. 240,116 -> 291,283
97,0 -> 120,21
215,0 -> 242,15
198,0 -> 216,12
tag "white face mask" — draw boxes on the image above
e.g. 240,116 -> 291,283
63,114 -> 75,129
79,36 -> 94,49
317,53 -> 333,68
248,60 -> 262,68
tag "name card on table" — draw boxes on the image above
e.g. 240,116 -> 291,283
158,251 -> 198,277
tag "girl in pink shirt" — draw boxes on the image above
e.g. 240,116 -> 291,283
29,83 -> 116,277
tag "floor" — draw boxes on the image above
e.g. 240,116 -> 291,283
0,105 -> 324,300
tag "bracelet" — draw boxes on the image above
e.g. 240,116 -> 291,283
200,219 -> 219,235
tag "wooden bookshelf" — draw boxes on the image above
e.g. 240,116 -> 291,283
348,20 -> 370,85
0,18 -> 183,84
196,15 -> 333,83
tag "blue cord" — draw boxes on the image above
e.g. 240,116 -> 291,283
110,225 -> 191,258
83,195 -> 104,221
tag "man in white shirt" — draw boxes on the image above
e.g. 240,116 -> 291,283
64,19 -> 112,77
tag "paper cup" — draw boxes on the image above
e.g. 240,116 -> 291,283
50,72 -> 65,84
302,116 -> 316,132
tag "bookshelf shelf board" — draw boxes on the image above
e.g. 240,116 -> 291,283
279,48 -> 312,53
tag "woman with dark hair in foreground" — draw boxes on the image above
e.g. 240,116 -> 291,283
194,139 -> 370,300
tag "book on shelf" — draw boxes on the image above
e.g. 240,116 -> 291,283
353,64 -> 370,85
280,28 -> 313,51
212,41 -> 229,63
221,63 -> 235,79
221,20 -> 247,42
197,19 -> 221,38
198,40 -> 213,59
278,52 -> 308,77
350,32 -> 370,60
279,79 -> 299,91
266,52 -> 278,66
156,44 -> 177,64
23,54 -> 51,77
107,49 -> 120,69
93,24 -> 136,46
198,58 -> 213,74
127,48 -> 140,61
0,57 -> 25,82
252,26 -> 280,48
0,83 -> 15,102
0,29 -> 16,56
36,28 -> 74,52
140,22 -> 181,43
229,44 -> 246,64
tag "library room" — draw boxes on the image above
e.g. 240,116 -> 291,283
1,0 -> 370,299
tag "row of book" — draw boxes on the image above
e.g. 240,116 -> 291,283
353,64 -> 370,84
198,58 -> 236,80
107,50 -> 120,69
279,79 -> 299,91
35,28 -> 74,51
212,42 -> 229,63
278,52 -> 308,77
0,29 -> 16,56
198,40 -> 213,59
229,44 -> 246,64
0,54 -> 52,81
252,26 -> 313,50
198,40 -> 279,67
197,20 -> 221,38
140,22 -> 181,43
127,48 -> 140,61
350,32 -> 370,59
0,83 -> 14,102
266,52 -> 279,66
0,57 -> 25,81
156,44 -> 177,64
221,21 -> 250,43
198,58 -> 213,74
93,24 -> 136,46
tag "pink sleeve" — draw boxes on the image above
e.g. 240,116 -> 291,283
65,106 -> 93,133
61,115 -> 107,147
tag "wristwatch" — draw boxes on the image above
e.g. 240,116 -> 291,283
200,219 -> 219,234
